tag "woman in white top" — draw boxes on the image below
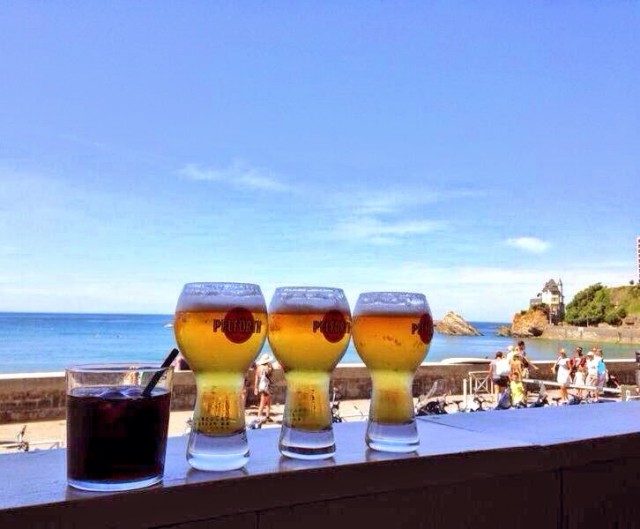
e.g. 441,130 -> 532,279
552,349 -> 571,403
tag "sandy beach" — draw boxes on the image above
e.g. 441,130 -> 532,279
0,388 -> 579,454
0,399 -> 372,453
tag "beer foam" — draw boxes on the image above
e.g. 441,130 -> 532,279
175,282 -> 266,312
270,286 -> 350,312
354,292 -> 431,315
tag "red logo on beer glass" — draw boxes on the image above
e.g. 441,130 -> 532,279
313,310 -> 350,343
412,313 -> 434,344
214,307 -> 261,344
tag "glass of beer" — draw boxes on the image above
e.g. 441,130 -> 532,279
352,292 -> 433,453
268,287 -> 351,459
174,282 -> 267,471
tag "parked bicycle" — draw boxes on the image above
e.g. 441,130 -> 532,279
415,379 -> 451,416
528,382 -> 549,408
0,425 -> 61,452
466,394 -> 491,412
0,425 -> 29,452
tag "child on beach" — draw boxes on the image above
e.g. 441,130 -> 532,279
509,372 -> 527,408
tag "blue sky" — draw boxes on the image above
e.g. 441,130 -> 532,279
0,2 -> 638,321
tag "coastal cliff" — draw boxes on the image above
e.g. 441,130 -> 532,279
511,308 -> 549,337
435,311 -> 482,336
509,308 -> 640,344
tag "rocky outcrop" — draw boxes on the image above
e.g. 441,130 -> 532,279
497,325 -> 512,337
511,308 -> 548,337
435,311 -> 482,336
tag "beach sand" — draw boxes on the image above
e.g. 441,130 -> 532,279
1,388 -> 576,453
0,399 -> 372,453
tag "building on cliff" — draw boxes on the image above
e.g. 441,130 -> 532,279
529,278 -> 565,324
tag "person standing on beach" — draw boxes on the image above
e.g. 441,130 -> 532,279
585,349 -> 600,401
552,349 -> 571,404
571,347 -> 587,398
595,347 -> 607,398
489,351 -> 511,401
254,354 -> 274,422
516,340 -> 539,379
511,352 -> 524,381
509,351 -> 527,406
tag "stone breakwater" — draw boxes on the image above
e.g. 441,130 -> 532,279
542,325 -> 640,345
1,360 -> 638,424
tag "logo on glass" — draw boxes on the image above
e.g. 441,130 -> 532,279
312,310 -> 350,343
213,307 -> 263,344
411,313 -> 434,344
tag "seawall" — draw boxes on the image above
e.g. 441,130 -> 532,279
1,360 -> 638,424
542,325 -> 640,344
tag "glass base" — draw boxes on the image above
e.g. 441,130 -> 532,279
279,424 -> 335,460
67,474 -> 161,492
187,430 -> 249,471
366,420 -> 419,453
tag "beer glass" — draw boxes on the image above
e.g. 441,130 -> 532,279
352,292 -> 433,453
174,282 -> 267,471
268,287 -> 351,459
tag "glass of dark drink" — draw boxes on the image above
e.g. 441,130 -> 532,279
66,364 -> 174,492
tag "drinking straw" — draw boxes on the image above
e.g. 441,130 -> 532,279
142,348 -> 180,397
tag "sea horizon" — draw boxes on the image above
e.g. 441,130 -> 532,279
0,312 -> 638,375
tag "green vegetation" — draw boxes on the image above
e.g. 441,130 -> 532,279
564,283 -> 640,326
609,284 -> 640,316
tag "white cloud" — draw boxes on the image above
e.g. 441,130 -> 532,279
506,237 -> 551,254
332,262 -> 631,321
333,216 -> 446,245
178,161 -> 289,192
323,187 -> 473,245
337,188 -> 484,216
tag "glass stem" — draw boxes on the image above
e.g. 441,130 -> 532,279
283,371 -> 331,431
193,373 -> 246,434
370,370 -> 415,424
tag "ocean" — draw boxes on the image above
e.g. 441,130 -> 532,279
0,313 -> 638,374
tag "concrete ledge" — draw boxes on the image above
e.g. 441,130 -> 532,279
0,360 -> 637,424
2,403 -> 640,528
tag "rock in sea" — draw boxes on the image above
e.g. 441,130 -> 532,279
435,311 -> 483,336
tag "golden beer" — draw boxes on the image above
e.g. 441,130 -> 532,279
268,287 -> 351,459
352,292 -> 433,453
174,308 -> 268,434
268,310 -> 351,431
174,282 -> 267,471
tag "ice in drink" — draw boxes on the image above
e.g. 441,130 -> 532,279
66,385 -> 171,489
